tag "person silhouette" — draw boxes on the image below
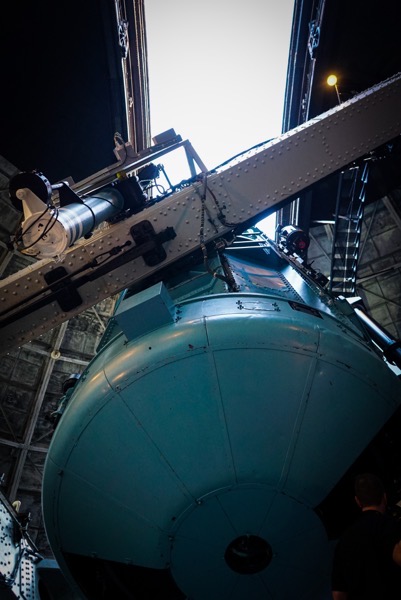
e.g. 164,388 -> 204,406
331,472 -> 401,599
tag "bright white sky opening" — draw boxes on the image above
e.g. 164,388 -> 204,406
144,0 -> 295,238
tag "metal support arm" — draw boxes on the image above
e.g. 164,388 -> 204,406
1,73 -> 401,353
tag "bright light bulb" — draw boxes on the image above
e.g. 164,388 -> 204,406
327,74 -> 338,87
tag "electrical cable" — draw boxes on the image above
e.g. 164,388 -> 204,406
206,184 -> 238,228
14,206 -> 49,245
211,137 -> 275,172
140,179 -> 166,196
19,209 -> 59,252
14,205 -> 60,253
198,174 -> 236,290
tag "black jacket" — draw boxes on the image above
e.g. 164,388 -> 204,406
331,509 -> 401,599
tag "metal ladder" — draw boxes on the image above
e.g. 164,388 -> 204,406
329,163 -> 369,296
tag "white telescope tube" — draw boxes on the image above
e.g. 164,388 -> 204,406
19,188 -> 124,258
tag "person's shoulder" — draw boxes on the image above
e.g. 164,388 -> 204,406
335,512 -> 383,547
351,509 -> 382,529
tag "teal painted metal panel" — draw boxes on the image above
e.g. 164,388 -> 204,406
42,242 -> 401,599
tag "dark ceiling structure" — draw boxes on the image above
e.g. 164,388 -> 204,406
0,0 -> 400,595
0,0 -> 150,184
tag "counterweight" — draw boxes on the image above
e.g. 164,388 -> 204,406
41,230 -> 401,599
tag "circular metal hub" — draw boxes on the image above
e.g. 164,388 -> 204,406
169,485 -> 329,599
224,534 -> 273,574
